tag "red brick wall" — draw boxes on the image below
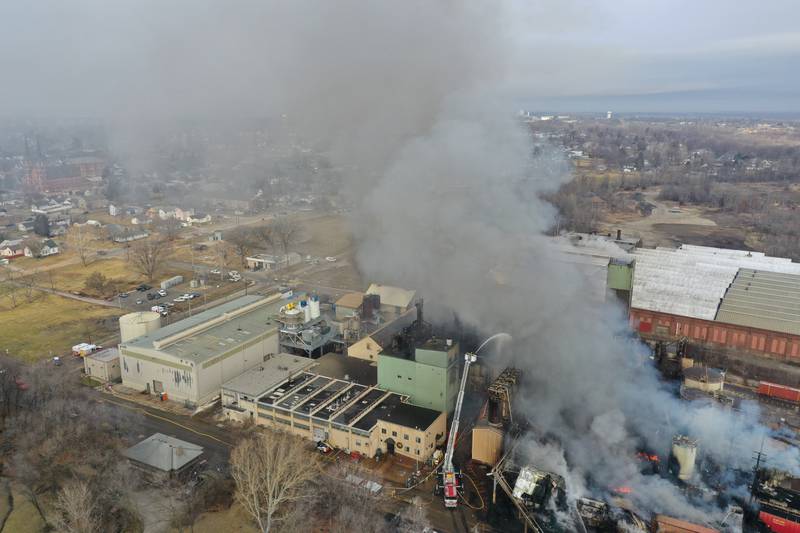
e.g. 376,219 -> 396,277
630,308 -> 800,363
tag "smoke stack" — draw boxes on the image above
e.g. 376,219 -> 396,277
616,229 -> 621,241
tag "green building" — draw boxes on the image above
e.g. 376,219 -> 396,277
377,338 -> 459,413
607,257 -> 634,303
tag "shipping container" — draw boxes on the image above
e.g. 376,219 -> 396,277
651,514 -> 719,533
758,382 -> 800,405
160,275 -> 184,290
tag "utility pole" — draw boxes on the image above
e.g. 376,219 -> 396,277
750,445 -> 767,505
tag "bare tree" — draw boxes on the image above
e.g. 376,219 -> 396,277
230,432 -> 316,533
130,239 -> 171,281
252,224 -> 276,254
20,269 -> 39,303
53,479 -> 100,533
315,464 -> 388,533
67,225 -> 95,267
395,496 -> 431,532
271,217 -> 299,255
24,237 -> 44,258
2,270 -> 19,309
157,217 -> 183,241
226,227 -> 257,268
214,242 -> 233,279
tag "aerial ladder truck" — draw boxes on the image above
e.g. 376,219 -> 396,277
439,351 -> 477,508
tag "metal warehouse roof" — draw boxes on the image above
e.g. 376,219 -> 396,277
715,269 -> 800,336
366,284 -> 416,309
630,245 -> 800,320
124,294 -> 292,364
222,353 -> 314,397
123,433 -> 203,472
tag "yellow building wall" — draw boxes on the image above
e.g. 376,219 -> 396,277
347,336 -> 382,362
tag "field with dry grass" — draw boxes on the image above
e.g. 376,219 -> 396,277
0,290 -> 122,361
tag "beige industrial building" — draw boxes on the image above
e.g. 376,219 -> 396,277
84,348 -> 121,382
347,309 -> 416,362
119,294 -> 285,406
365,284 -> 416,317
222,353 -> 446,461
334,292 -> 364,320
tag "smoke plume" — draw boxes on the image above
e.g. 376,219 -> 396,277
3,0 -> 797,524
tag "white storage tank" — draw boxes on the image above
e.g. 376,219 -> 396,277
671,435 -> 697,481
119,312 -> 162,342
683,366 -> 725,393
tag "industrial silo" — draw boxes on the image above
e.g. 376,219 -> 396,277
683,367 -> 725,393
119,312 -> 161,342
671,435 -> 697,481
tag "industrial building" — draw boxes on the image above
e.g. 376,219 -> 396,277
378,335 -> 459,413
609,245 -> 800,363
222,353 -> 445,461
83,348 -> 121,382
365,283 -> 416,317
347,309 -> 417,362
119,294 -> 284,406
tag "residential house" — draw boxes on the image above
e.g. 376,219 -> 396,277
108,204 -> 119,217
107,224 -> 149,243
0,239 -> 26,258
24,239 -> 59,258
186,212 -> 211,225
174,207 -> 194,221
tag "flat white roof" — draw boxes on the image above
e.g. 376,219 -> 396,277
222,353 -> 314,397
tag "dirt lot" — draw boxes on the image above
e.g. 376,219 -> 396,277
601,188 -> 724,247
0,291 -> 122,361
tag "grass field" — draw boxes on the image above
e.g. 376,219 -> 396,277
0,292 -> 122,361
22,257 -> 193,299
177,503 -> 258,533
1,485 -> 45,533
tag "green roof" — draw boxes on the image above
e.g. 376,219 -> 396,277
715,269 -> 800,336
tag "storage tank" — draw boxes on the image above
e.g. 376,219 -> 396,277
119,312 -> 161,342
683,367 -> 725,393
309,295 -> 321,319
671,435 -> 697,481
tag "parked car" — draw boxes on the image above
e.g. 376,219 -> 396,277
209,268 -> 221,275
137,284 -> 151,292
325,256 -> 337,262
136,299 -> 143,305
157,289 -> 167,296
316,441 -> 332,454
118,292 -> 129,298
191,292 -> 201,298
165,302 -> 175,307
146,293 -> 156,300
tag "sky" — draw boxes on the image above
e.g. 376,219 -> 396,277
0,0 -> 798,117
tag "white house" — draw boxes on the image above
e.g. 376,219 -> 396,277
186,212 -> 211,225
109,204 -> 119,217
174,207 -> 195,221
24,239 -> 60,258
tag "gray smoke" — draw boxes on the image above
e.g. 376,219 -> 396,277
4,0 -> 797,524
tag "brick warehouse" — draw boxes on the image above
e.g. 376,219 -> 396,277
609,245 -> 800,366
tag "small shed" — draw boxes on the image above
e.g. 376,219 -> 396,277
84,348 -> 121,382
124,433 -> 203,477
